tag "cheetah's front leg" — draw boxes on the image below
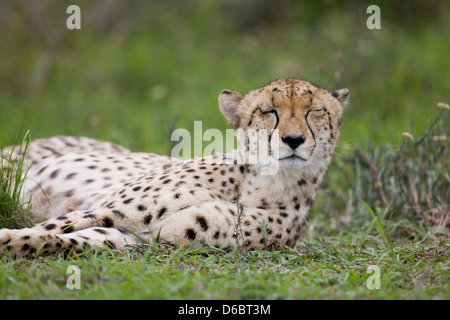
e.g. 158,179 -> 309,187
0,207 -> 140,258
32,207 -> 126,234
0,226 -> 140,258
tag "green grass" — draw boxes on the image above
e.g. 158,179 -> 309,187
0,237 -> 448,299
361,200 -> 397,263
0,1 -> 449,300
0,131 -> 33,229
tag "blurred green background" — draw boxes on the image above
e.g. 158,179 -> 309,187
0,0 -> 448,156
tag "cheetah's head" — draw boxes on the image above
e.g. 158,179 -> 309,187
219,78 -> 349,169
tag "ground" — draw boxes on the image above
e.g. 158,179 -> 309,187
0,236 -> 448,299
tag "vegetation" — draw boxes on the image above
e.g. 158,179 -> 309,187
0,131 -> 33,229
0,240 -> 448,300
0,0 -> 448,300
313,108 -> 449,241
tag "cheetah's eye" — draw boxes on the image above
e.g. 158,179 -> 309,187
308,105 -> 324,112
306,105 -> 324,118
259,106 -> 276,115
259,106 -> 279,128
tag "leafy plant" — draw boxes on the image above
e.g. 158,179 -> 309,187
0,131 -> 34,229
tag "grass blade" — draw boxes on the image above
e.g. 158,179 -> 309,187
361,199 -> 398,263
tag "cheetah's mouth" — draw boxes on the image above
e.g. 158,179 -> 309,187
278,154 -> 308,162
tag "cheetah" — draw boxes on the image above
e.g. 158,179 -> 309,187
0,78 -> 349,258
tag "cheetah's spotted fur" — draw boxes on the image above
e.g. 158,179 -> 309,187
0,79 -> 349,257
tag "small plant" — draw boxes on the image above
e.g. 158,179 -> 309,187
233,192 -> 245,249
314,105 -> 449,240
361,200 -> 398,263
258,217 -> 269,249
0,131 -> 34,229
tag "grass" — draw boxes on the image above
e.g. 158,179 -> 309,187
0,1 -> 449,300
361,200 -> 397,263
0,237 -> 448,299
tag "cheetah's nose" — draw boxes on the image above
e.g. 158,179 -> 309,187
282,135 -> 305,150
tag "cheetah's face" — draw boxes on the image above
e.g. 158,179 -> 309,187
219,79 -> 349,168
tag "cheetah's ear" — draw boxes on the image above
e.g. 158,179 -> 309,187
219,89 -> 244,129
331,88 -> 350,105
